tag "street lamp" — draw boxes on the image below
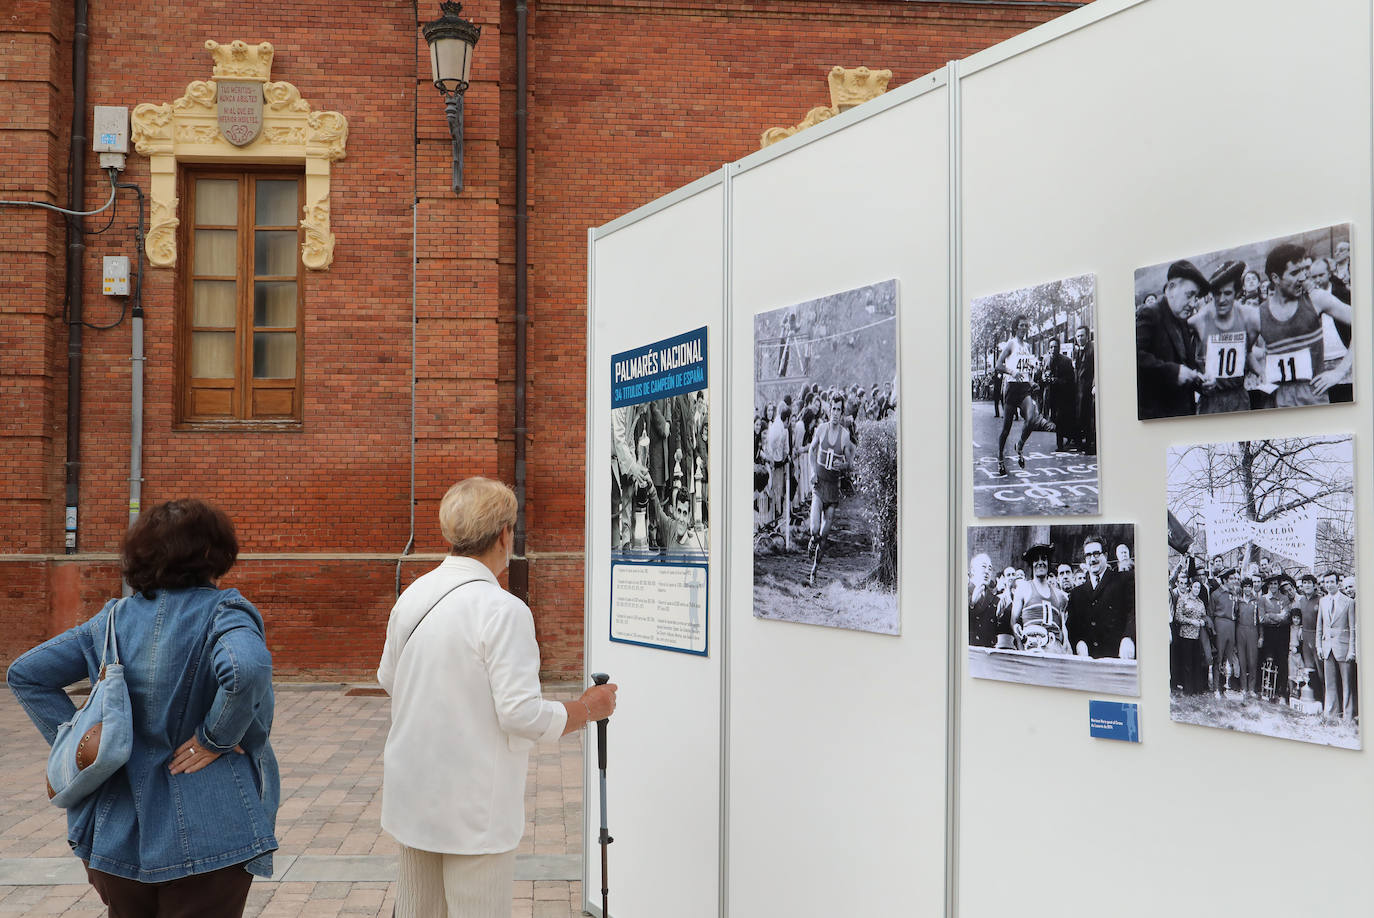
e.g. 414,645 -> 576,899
422,1 -> 481,194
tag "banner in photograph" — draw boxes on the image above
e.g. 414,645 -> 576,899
1202,499 -> 1317,570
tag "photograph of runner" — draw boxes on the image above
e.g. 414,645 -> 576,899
1134,223 -> 1353,420
970,273 -> 1099,517
751,280 -> 900,635
968,523 -> 1137,695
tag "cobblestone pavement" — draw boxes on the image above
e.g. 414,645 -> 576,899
0,684 -> 587,917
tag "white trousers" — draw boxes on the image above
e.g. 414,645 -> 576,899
395,844 -> 516,918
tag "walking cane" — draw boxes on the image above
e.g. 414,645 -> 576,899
591,672 -> 613,916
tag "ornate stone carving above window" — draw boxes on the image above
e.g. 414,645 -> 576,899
131,39 -> 348,270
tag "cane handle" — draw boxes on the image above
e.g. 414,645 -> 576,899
591,672 -> 611,768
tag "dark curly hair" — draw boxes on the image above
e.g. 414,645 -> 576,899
121,499 -> 238,599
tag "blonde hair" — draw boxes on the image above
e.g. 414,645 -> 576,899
439,477 -> 517,556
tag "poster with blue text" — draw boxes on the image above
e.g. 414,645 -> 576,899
609,326 -> 709,655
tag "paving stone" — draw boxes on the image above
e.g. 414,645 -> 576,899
0,684 -> 589,917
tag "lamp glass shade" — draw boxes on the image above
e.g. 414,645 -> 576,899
430,39 -> 474,93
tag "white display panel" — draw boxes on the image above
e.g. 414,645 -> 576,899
587,3 -> 1374,916
585,173 -> 726,918
727,74 -> 952,918
956,2 -> 1373,918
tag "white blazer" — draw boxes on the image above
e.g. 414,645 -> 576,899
377,556 -> 567,854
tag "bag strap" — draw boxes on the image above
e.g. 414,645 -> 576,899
100,599 -> 124,668
397,578 -> 483,659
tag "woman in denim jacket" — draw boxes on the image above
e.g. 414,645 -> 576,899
7,499 -> 278,916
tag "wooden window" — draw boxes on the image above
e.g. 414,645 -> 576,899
179,168 -> 304,426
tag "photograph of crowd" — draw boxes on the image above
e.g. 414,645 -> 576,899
752,280 -> 900,635
610,388 -> 709,562
1166,435 -> 1359,749
970,274 -> 1099,517
1135,223 -> 1353,420
967,523 -> 1137,695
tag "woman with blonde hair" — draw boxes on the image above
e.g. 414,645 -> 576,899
378,477 -> 617,917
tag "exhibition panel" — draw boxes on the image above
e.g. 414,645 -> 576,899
586,1 -> 1374,915
585,171 -> 727,918
957,1 -> 1373,916
727,73 -> 951,918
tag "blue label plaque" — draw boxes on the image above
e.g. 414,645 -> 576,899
1089,700 -> 1140,742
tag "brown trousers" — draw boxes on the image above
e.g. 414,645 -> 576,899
86,862 -> 253,918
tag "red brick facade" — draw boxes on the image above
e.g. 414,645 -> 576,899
1,0 -> 1078,679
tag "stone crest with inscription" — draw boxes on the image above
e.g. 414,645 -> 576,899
217,80 -> 263,146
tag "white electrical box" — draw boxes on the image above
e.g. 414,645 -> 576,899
92,105 -> 129,153
103,256 -> 130,296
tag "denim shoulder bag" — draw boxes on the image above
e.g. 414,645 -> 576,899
47,600 -> 133,808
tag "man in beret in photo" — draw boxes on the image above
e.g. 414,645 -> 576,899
1137,259 -> 1209,419
1188,260 -> 1260,415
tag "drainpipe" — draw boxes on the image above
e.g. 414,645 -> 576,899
397,0 -> 420,597
117,178 -> 146,588
63,0 -> 91,553
509,0 -> 530,601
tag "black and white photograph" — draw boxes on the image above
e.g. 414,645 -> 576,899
1166,435 -> 1359,749
610,391 -> 709,562
967,523 -> 1137,695
751,280 -> 899,635
1135,223 -> 1353,421
970,274 -> 1099,517
611,326 -> 709,564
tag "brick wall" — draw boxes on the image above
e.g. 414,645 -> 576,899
2,0 -> 1078,678
0,2 -> 73,554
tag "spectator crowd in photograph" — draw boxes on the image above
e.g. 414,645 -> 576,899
967,534 -> 1135,660
1168,554 -> 1358,722
610,391 -> 709,554
1136,237 -> 1353,419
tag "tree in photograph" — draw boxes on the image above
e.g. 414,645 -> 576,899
1167,437 -> 1354,572
969,274 -> 1095,366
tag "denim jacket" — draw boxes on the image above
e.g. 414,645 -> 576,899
6,587 -> 279,881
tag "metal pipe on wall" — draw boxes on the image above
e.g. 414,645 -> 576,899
397,0 -> 421,598
509,0 -> 531,601
63,0 -> 91,553
117,178 -> 147,592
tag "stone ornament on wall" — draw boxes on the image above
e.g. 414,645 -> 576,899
131,39 -> 349,270
760,65 -> 893,148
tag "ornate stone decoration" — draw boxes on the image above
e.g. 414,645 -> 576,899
206,39 -> 274,81
760,66 -> 893,148
828,65 -> 891,111
130,39 -> 348,269
300,194 -> 334,270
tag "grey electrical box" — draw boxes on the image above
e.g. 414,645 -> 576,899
93,106 -> 129,153
103,256 -> 130,296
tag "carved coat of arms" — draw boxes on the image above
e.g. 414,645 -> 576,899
217,80 -> 263,146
